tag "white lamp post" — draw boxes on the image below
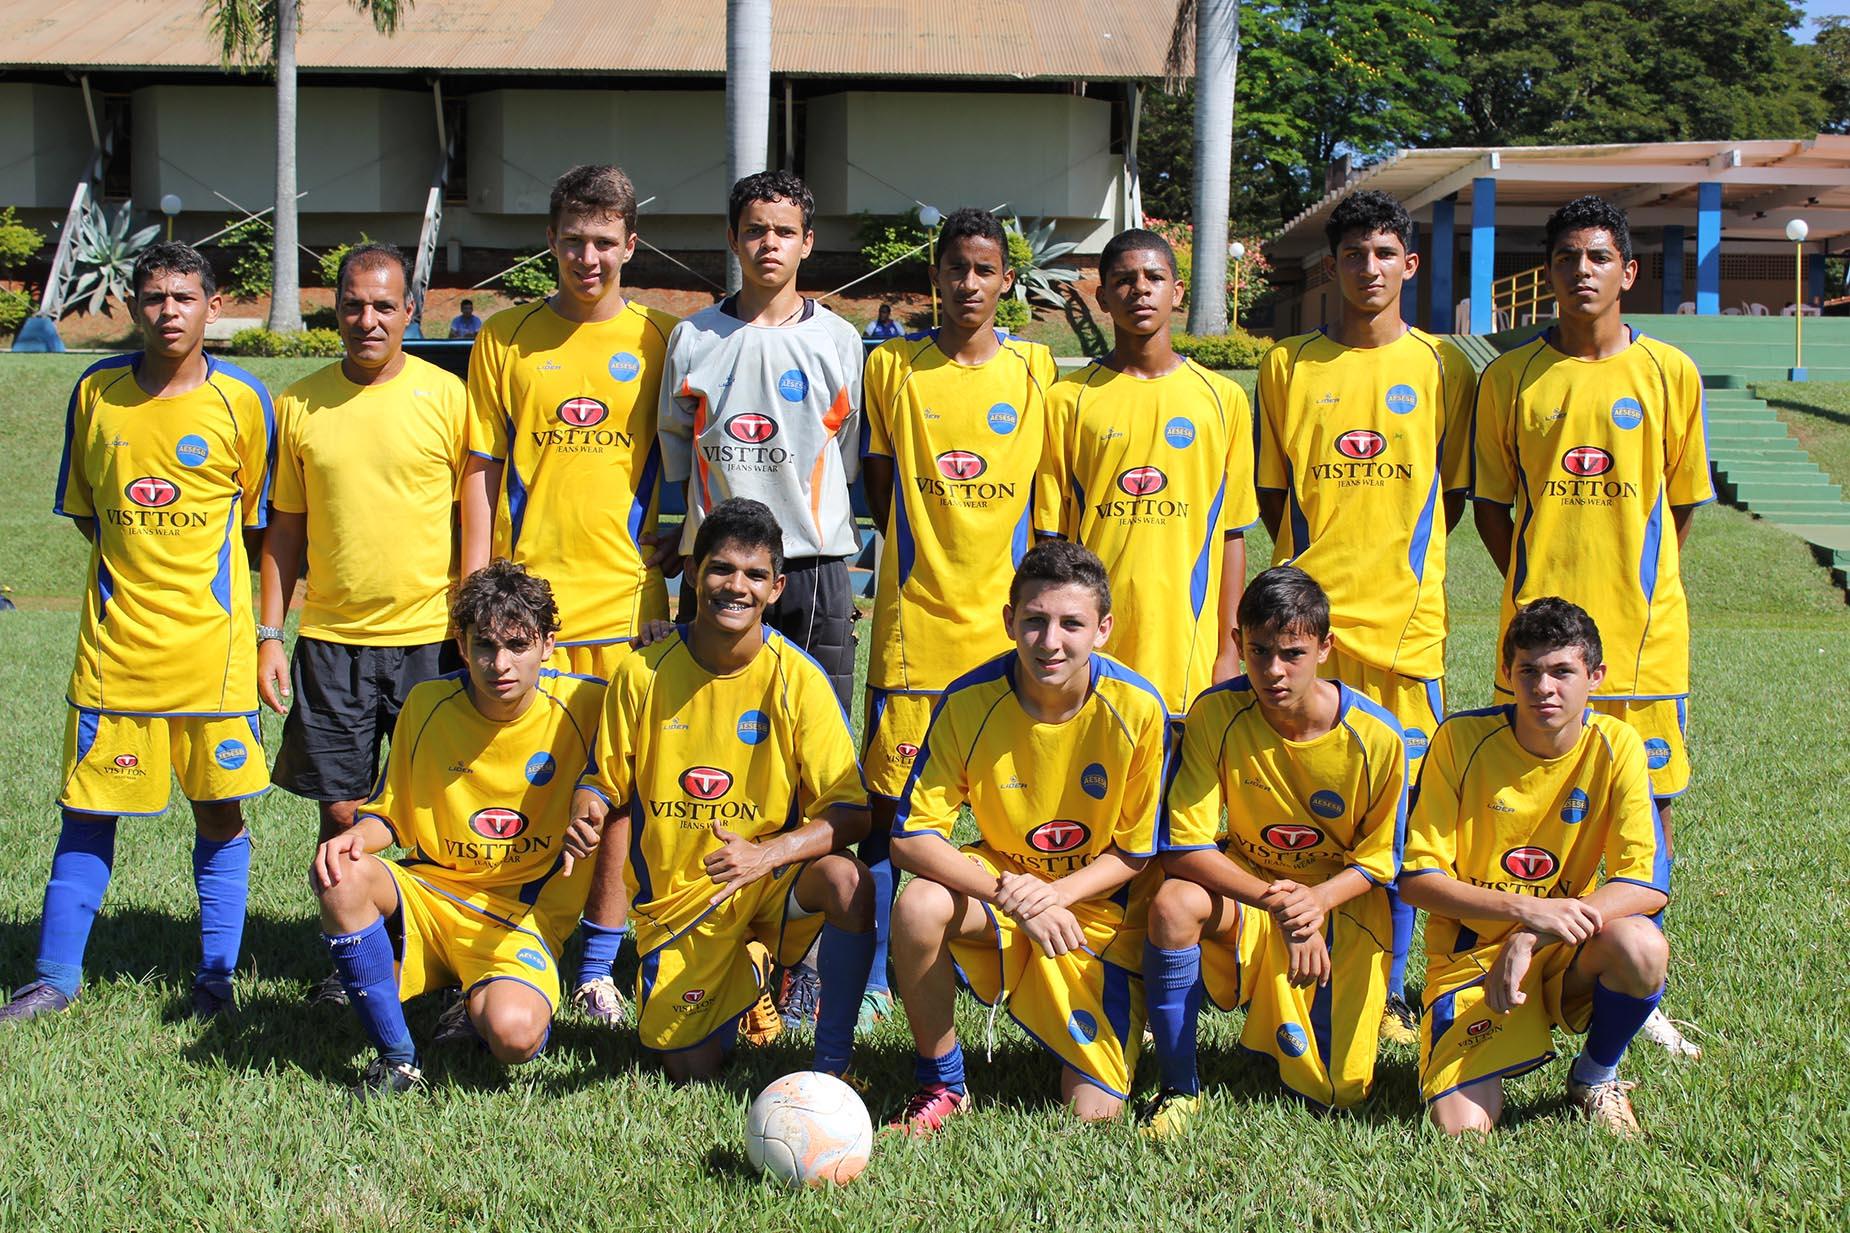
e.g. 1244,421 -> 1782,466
1228,241 -> 1246,332
1787,218 -> 1809,381
919,205 -> 944,327
160,194 -> 183,242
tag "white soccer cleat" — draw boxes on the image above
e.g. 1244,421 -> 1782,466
1637,1008 -> 1701,1060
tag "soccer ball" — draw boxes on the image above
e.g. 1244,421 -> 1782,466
744,1071 -> 873,1188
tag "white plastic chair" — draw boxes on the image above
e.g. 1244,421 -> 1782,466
1747,303 -> 1770,316
1676,301 -> 1696,315
1722,307 -> 1743,316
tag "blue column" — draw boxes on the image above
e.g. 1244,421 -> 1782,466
1696,182 -> 1722,315
1661,225 -> 1685,314
1429,197 -> 1455,334
1470,178 -> 1497,334
1402,221 -> 1420,326
1807,251 -> 1827,309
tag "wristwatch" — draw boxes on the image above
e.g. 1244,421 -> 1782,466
257,624 -> 285,644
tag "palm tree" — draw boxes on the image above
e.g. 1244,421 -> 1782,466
1167,0 -> 1239,336
209,0 -> 410,332
724,0 -> 773,293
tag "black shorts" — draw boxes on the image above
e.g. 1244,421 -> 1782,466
677,554 -> 858,711
272,637 -> 461,802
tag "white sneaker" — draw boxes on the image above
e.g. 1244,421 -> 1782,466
571,976 -> 629,1027
1637,1007 -> 1701,1060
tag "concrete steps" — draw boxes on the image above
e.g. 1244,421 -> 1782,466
1704,380 -> 1850,596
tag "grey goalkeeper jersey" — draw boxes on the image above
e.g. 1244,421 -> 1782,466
659,300 -> 864,559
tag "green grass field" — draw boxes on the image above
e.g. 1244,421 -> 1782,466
1,354 -> 1846,1230
1758,380 -> 1850,492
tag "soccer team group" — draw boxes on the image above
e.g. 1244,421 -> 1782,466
8,161 -> 1711,1141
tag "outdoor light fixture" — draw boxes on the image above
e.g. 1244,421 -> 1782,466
1229,241 -> 1246,331
920,205 -> 944,327
1787,217 -> 1809,381
160,193 -> 183,241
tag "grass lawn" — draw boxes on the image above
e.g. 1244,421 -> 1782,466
1,354 -> 1846,1230
1756,380 -> 1850,492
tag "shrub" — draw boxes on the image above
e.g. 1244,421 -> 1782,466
1144,217 -> 1272,323
224,326 -> 345,358
292,327 -> 344,357
0,207 -> 46,274
1171,329 -> 1271,370
993,296 -> 1031,334
0,288 -> 31,336
316,234 -> 374,288
856,211 -> 932,277
221,217 -> 273,300
501,257 -> 556,302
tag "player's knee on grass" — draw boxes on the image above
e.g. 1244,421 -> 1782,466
311,854 -> 391,932
473,984 -> 553,1064
891,876 -> 959,950
1430,1084 -> 1501,1135
1148,877 -> 1215,949
799,853 -> 875,931
1587,915 -> 1669,995
662,1040 -> 727,1084
1061,1068 -> 1124,1122
190,798 -> 245,843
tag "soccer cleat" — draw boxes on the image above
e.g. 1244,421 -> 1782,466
855,988 -> 893,1036
190,977 -> 236,1020
432,991 -> 479,1048
571,976 -> 630,1028
1568,1076 -> 1641,1138
886,1084 -> 971,1136
306,970 -> 350,1008
1637,1008 -> 1701,1060
1379,993 -> 1419,1046
0,980 -> 73,1024
739,987 -> 783,1047
353,1056 -> 425,1100
1138,1089 -> 1202,1140
778,964 -> 822,1032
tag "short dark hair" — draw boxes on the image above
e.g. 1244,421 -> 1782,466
1237,566 -> 1331,639
460,298 -> 474,309
937,208 -> 1008,266
1008,539 -> 1112,616
1545,195 -> 1632,265
692,498 -> 785,576
550,164 -> 638,234
1501,597 -> 1603,671
133,241 -> 215,298
729,170 -> 815,234
452,559 -> 561,643
1099,228 -> 1177,279
336,241 -> 412,302
1325,190 -> 1414,255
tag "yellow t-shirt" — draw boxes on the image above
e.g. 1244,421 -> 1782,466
579,628 -> 866,953
1165,678 -> 1407,887
1256,328 -> 1474,680
271,355 -> 467,645
466,299 -> 677,647
1470,332 -> 1714,698
1402,706 -> 1669,977
862,331 -> 1055,692
55,354 -> 272,716
1038,360 -> 1260,717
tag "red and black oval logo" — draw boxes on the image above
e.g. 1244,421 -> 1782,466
1500,846 -> 1559,881
682,988 -> 706,1004
1260,823 -> 1325,852
894,742 -> 920,759
1334,430 -> 1387,460
1467,1018 -> 1494,1038
724,413 -> 778,444
1026,819 -> 1091,854
469,808 -> 529,840
112,754 -> 140,769
936,450 -> 987,480
680,766 -> 733,800
1561,445 -> 1613,477
1117,466 -> 1167,496
556,397 -> 609,428
125,476 -> 180,508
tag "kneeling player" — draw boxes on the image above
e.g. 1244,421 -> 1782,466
1144,567 -> 1407,1132
889,541 -> 1168,1131
1399,598 -> 1670,1136
573,499 -> 876,1082
313,561 -> 603,1095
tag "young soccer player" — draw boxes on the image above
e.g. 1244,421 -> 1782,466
1254,190 -> 1474,1042
571,499 -> 876,1082
857,206 -> 1057,1031
459,164 -> 679,1028
1038,229 -> 1259,726
1398,598 -> 1671,1136
888,541 -> 1168,1131
1470,195 -> 1711,1058
2,242 -> 272,1024
1143,567 -> 1407,1133
312,560 -> 604,1095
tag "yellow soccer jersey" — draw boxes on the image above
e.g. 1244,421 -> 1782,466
1166,678 -> 1407,886
467,299 -> 677,647
895,653 -> 1169,877
863,331 -> 1055,691
1402,706 -> 1669,973
1256,328 -> 1474,680
55,354 -> 273,716
361,669 -> 605,907
1037,360 -> 1260,717
580,628 -> 866,954
271,355 -> 467,645
1471,331 -> 1714,698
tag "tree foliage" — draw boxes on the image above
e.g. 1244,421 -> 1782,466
1819,17 -> 1850,136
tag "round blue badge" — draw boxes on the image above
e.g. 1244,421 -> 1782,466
175,435 -> 210,467
1309,790 -> 1345,819
778,369 -> 808,402
608,352 -> 641,382
1276,1023 -> 1309,1058
1404,728 -> 1430,760
524,753 -> 557,786
516,948 -> 548,971
737,710 -> 771,745
987,403 -> 1019,435
1644,738 -> 1672,770
1560,788 -> 1589,825
1611,397 -> 1644,430
1386,384 -> 1419,415
1080,762 -> 1109,800
213,740 -> 248,771
1067,1010 -> 1098,1044
1164,417 -> 1196,448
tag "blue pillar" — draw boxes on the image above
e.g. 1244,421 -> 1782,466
1661,225 -> 1685,314
1807,251 -> 1827,309
1696,183 -> 1722,315
1401,221 -> 1420,327
1429,197 -> 1455,334
1470,177 -> 1496,335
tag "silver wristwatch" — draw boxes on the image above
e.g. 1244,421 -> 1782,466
256,624 -> 286,644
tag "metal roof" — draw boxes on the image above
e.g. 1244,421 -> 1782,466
0,0 -> 1171,80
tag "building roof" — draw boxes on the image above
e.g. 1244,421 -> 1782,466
0,0 -> 1171,81
1270,136 -> 1850,258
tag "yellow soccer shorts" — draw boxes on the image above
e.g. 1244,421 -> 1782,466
947,846 -> 1145,1100
59,708 -> 269,817
633,863 -> 824,1054
547,640 -> 635,683
863,688 -> 938,800
1199,885 -> 1392,1108
1592,696 -> 1690,799
384,862 -> 575,1011
1323,648 -> 1444,774
1419,939 -> 1594,1103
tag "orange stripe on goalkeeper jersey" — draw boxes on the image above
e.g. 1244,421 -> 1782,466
808,388 -> 853,537
686,379 -> 713,511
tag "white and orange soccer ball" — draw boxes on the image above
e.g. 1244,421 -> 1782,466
744,1071 -> 873,1188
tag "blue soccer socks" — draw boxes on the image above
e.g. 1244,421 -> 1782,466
1386,885 -> 1415,999
35,812 -> 119,998
914,1042 -> 967,1095
813,923 -> 876,1074
192,832 -> 251,986
1573,979 -> 1665,1086
325,918 -> 416,1066
1144,942 -> 1205,1096
859,827 -> 895,997
573,920 -> 627,989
